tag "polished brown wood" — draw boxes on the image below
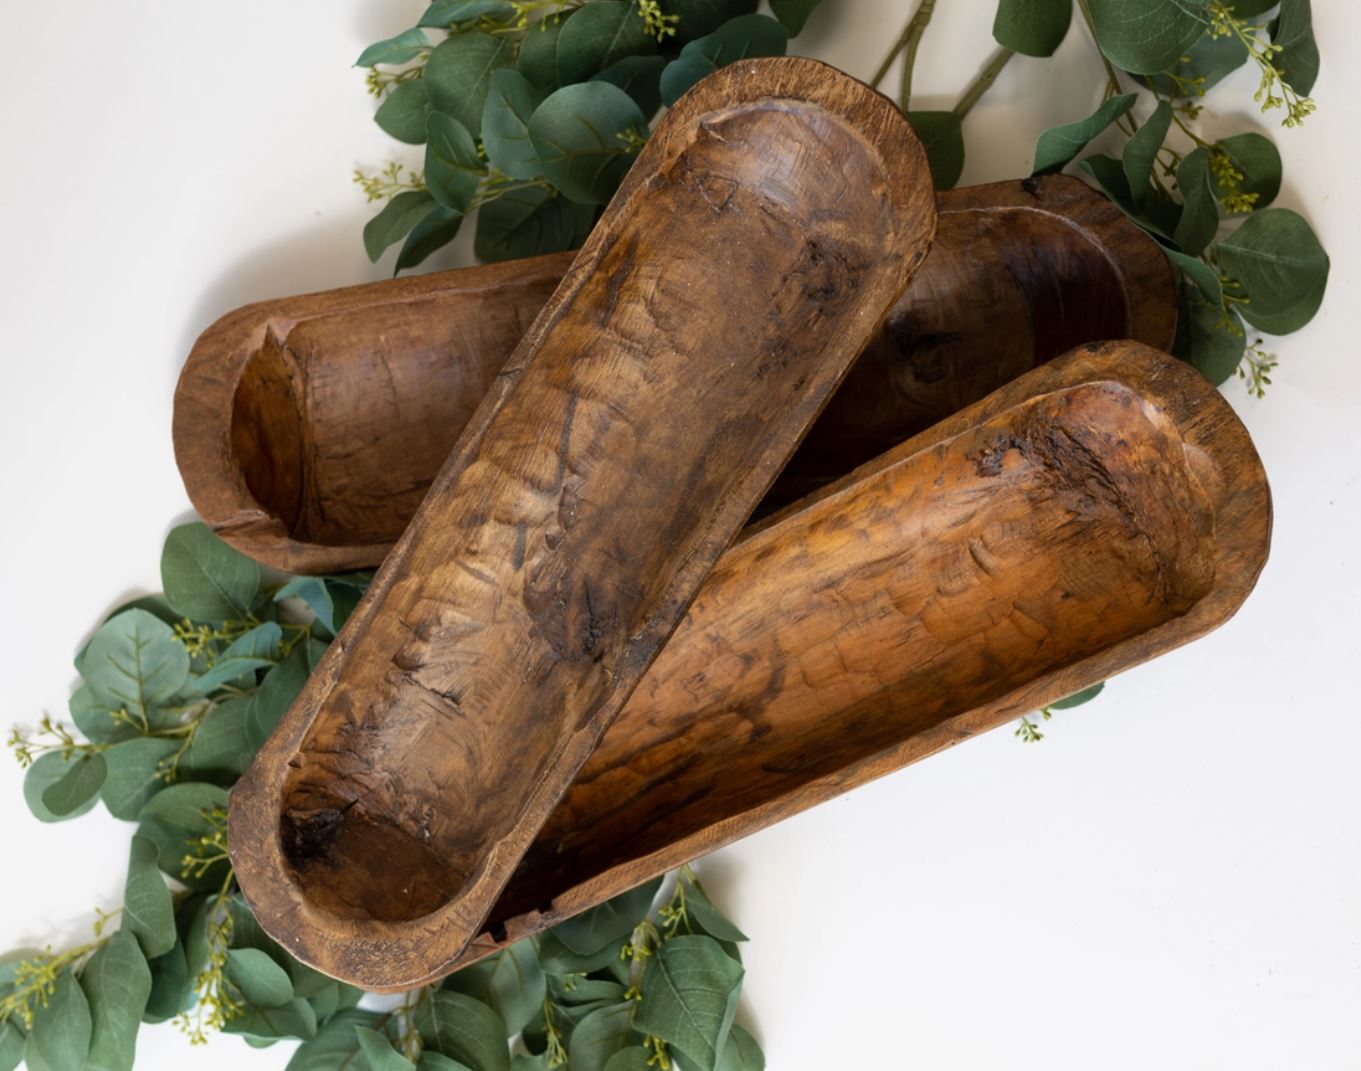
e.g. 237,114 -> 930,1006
447,340 -> 1271,971
175,175 -> 1175,573
228,58 -> 937,990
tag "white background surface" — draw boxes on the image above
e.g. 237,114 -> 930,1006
2,2 -> 1358,1068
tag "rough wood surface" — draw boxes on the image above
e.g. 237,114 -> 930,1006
446,340 -> 1271,970
174,175 -> 1175,573
228,58 -> 937,989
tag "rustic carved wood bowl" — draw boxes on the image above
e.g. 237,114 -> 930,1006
449,339 -> 1271,970
229,58 -> 937,990
174,175 -> 1175,574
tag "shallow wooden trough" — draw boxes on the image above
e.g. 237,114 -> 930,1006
450,340 -> 1270,971
228,58 -> 938,989
174,175 -> 1175,574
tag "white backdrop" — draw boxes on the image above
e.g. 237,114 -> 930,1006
1,2 -> 1358,1068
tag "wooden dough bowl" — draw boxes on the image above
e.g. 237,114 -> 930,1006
175,175 -> 1175,574
450,340 -> 1270,973
229,58 -> 938,990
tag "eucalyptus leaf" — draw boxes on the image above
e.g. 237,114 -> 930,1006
474,186 -> 595,262
41,751 -> 107,817
143,941 -> 190,1022
768,0 -> 821,34
659,14 -> 789,105
357,29 -> 431,68
549,974 -> 627,1005
182,695 -> 254,779
396,204 -> 464,273
188,621 -> 281,694
568,1001 -> 635,1071
227,949 -> 295,1008
1174,291 -> 1245,384
1032,93 -> 1136,175
1174,147 -> 1219,255
444,940 -> 545,1034
356,1027 -> 417,1071
137,782 -> 230,889
364,190 -> 439,263
224,998 -> 318,1041
592,55 -> 667,120
670,0 -> 759,41
1138,29 -> 1246,98
1049,681 -> 1106,709
992,0 -> 1072,57
123,834 -> 176,958
422,1055 -> 477,1071
0,1022 -> 23,1071
248,645 -> 310,750
1216,207 -> 1329,334
1123,99 -> 1172,206
377,79 -> 433,145
274,577 -> 336,635
414,991 -> 510,1071
82,609 -> 190,723
100,737 -> 178,820
1165,247 -> 1222,305
1086,0 -> 1209,75
528,82 -> 646,205
1272,0 -> 1318,95
717,1024 -> 764,1071
419,0 -> 514,28
483,69 -> 546,180
426,112 -> 484,213
30,972 -> 92,1071
633,935 -> 743,1071
79,931 -> 151,1071
161,523 -> 260,622
285,1008 -> 386,1071
603,1050 -> 650,1071
553,877 -> 663,955
424,32 -> 515,138
556,2 -> 657,86
684,882 -> 748,944
538,931 -> 627,975
518,13 -> 571,90
905,111 -> 964,190
69,685 -> 135,745
24,752 -> 101,823
1214,132 -> 1282,210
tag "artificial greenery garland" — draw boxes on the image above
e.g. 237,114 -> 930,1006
3,525 -> 759,1071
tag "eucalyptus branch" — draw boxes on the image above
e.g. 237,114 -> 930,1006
899,0 -> 938,110
954,47 -> 1016,119
869,0 -> 936,95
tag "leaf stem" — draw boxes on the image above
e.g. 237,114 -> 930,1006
899,0 -> 938,110
953,47 -> 1015,118
868,0 -> 935,95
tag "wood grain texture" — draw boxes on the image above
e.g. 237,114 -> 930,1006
174,175 -> 1175,573
446,340 -> 1271,970
228,58 -> 937,989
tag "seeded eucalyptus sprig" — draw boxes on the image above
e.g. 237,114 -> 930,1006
354,0 -> 823,273
879,0 -> 1328,403
3,523 -> 761,1071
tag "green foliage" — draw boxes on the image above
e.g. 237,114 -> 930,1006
527,82 -> 647,205
906,111 -> 965,190
993,0 -> 1071,57
1032,93 -> 1136,174
633,936 -> 742,1071
161,523 -> 260,623
1086,0 -> 1208,75
356,0 -> 819,269
658,14 -> 788,105
80,931 -> 152,1071
1216,206 -> 1329,335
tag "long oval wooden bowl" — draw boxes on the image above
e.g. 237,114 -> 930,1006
175,175 -> 1175,573
443,340 -> 1270,970
229,58 -> 937,990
